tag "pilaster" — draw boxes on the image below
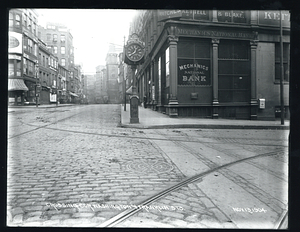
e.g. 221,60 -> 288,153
250,39 -> 258,120
167,26 -> 179,117
212,38 -> 219,119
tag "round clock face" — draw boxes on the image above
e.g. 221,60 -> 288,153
126,43 -> 144,62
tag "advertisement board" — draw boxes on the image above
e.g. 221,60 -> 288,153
9,32 -> 22,54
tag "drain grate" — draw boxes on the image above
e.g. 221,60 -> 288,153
125,159 -> 174,174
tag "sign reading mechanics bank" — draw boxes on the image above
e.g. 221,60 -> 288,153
176,27 -> 255,40
178,59 -> 211,86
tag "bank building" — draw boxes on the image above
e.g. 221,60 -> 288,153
129,10 -> 290,120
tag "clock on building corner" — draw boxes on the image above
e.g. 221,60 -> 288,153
125,43 -> 145,62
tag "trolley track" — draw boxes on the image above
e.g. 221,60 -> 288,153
155,130 -> 288,204
8,121 -> 288,149
99,149 -> 287,228
8,106 -> 288,228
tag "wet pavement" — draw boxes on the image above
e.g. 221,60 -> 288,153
7,104 -> 289,228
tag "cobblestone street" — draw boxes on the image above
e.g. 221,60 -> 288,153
7,104 -> 288,228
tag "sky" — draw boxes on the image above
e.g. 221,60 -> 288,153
36,9 -> 137,74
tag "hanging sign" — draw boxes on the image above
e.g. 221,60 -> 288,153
178,59 -> 211,86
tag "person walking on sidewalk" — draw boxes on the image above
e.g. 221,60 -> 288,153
143,95 -> 147,108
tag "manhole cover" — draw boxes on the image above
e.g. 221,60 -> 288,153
125,159 -> 174,174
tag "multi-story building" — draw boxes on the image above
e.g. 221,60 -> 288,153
38,23 -> 74,70
39,23 -> 75,102
8,9 -> 39,105
58,64 -> 68,103
129,10 -> 290,120
85,74 -> 96,104
118,52 -> 125,103
105,44 -> 119,104
48,53 -> 59,103
95,65 -> 107,103
38,38 -> 51,104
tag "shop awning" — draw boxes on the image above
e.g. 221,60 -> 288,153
69,92 -> 79,97
8,79 -> 29,91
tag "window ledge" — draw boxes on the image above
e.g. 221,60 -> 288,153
274,81 -> 289,85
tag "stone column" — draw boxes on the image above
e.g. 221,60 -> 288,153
212,10 -> 218,22
153,59 -> 158,109
167,34 -> 179,117
212,38 -> 219,119
250,40 -> 258,120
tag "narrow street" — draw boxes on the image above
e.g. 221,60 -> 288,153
7,104 -> 288,228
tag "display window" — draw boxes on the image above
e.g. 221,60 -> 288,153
218,40 -> 250,103
177,39 -> 211,86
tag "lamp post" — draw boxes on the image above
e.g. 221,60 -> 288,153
56,73 -> 58,106
124,75 -> 127,111
35,62 -> 39,107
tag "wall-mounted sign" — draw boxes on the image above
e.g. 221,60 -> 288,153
50,93 -> 57,102
178,59 -> 211,86
176,27 -> 255,40
9,32 -> 22,54
217,11 -> 247,23
258,11 -> 290,27
158,10 -> 210,22
181,10 -> 209,20
157,10 -> 182,21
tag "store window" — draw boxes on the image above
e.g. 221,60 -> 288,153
28,19 -> 32,31
275,43 -> 289,82
15,14 -> 21,26
9,60 -> 14,76
166,47 -> 170,87
22,13 -> 26,26
61,35 -> 65,43
27,38 -> 33,53
158,57 -> 161,104
23,58 -> 27,74
177,39 -> 211,86
28,60 -> 34,75
16,60 -> 21,76
218,40 -> 250,103
9,13 -> 13,27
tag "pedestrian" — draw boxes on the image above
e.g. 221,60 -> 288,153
143,95 -> 147,108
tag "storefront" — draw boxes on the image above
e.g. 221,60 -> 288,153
134,10 -> 290,119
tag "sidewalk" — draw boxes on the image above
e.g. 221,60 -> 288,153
120,104 -> 290,130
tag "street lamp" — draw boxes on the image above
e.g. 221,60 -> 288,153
35,62 -> 39,107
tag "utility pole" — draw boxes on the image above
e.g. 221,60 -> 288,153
280,10 -> 285,125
